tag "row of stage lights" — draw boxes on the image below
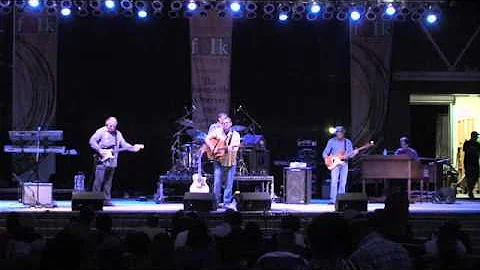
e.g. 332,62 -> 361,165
0,1 -> 441,24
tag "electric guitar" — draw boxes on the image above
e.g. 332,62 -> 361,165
190,148 -> 210,193
325,141 -> 375,170
96,144 -> 144,162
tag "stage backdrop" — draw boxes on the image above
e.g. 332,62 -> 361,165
350,20 -> 393,148
190,11 -> 232,131
12,14 -> 58,183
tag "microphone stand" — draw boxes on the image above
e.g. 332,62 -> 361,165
238,106 -> 262,134
33,126 -> 41,207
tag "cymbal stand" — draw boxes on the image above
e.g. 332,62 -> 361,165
32,126 -> 42,207
170,126 -> 187,170
238,105 -> 262,134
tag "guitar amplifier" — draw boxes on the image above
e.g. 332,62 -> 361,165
283,167 -> 312,204
22,182 -> 53,206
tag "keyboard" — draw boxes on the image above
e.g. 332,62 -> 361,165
235,175 -> 274,182
4,145 -> 78,155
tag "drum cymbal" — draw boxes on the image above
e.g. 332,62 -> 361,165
186,129 -> 206,141
176,118 -> 195,127
232,125 -> 247,132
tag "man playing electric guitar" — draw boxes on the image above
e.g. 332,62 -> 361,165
204,116 -> 240,209
89,116 -> 143,206
322,126 -> 359,204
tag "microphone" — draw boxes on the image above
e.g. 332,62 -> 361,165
236,105 -> 242,113
192,104 -> 197,110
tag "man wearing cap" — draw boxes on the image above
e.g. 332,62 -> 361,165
322,126 -> 359,204
463,131 -> 480,199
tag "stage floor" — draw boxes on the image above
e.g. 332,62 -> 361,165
2,198 -> 480,214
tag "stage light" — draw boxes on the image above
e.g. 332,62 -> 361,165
137,9 -> 147,18
246,11 -> 256,19
105,0 -> 115,9
187,0 -> 197,11
293,2 -> 305,13
89,0 -> 100,9
151,0 -> 162,11
328,127 -> 336,135
366,10 -> 376,21
426,13 -> 437,24
245,1 -> 256,12
61,7 -> 71,16
278,12 -> 288,21
306,12 -> 317,21
27,0 -> 39,8
385,4 -> 396,16
230,1 -> 240,12
170,1 -> 181,11
350,10 -> 361,21
263,3 -> 274,14
309,2 -> 320,14
120,0 -> 132,10
0,1 -> 11,8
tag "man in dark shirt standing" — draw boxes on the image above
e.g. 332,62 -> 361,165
463,131 -> 480,199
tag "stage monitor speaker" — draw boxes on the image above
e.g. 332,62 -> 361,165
335,193 -> 368,212
236,192 -> 271,211
284,168 -> 312,204
183,192 -> 216,212
432,187 -> 456,204
71,192 -> 104,211
22,182 -> 53,206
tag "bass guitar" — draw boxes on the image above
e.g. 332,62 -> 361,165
190,148 -> 210,193
96,144 -> 144,162
325,141 -> 374,170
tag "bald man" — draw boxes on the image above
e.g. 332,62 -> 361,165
89,117 -> 142,206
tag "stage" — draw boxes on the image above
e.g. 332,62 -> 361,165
1,198 -> 480,214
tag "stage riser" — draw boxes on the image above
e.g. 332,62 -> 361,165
1,212 -> 479,254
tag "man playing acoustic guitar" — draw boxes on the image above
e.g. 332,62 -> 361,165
204,116 -> 241,209
322,126 -> 359,204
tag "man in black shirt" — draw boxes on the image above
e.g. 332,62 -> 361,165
463,131 -> 480,199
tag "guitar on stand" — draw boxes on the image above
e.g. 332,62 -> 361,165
325,141 -> 375,170
190,148 -> 209,193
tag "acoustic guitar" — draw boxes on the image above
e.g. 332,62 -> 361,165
190,148 -> 209,193
202,137 -> 228,160
325,141 -> 374,171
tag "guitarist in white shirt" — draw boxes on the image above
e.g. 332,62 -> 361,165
322,126 -> 359,204
89,117 -> 143,206
204,116 -> 241,209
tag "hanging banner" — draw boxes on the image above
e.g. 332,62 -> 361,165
190,11 -> 232,131
350,20 -> 393,145
13,14 -> 58,182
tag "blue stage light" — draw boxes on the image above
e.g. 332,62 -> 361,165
350,10 -> 360,21
426,13 -> 437,24
385,4 -> 396,16
137,9 -> 147,18
187,1 -> 197,11
61,7 -> 71,16
27,0 -> 39,8
310,2 -> 320,14
105,0 -> 115,9
230,1 -> 240,12
279,13 -> 288,21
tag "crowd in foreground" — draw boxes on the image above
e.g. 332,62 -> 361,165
0,192 -> 478,270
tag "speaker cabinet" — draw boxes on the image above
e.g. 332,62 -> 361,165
284,168 -> 312,204
22,182 -> 53,206
72,192 -> 104,211
335,193 -> 368,212
236,192 -> 271,211
240,148 -> 270,175
183,192 -> 216,212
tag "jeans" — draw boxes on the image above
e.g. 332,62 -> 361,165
93,164 -> 115,201
213,161 -> 236,204
330,163 -> 348,202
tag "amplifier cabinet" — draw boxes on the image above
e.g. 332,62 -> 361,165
283,167 -> 312,204
22,182 -> 53,205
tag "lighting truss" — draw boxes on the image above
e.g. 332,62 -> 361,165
0,0 -> 446,22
